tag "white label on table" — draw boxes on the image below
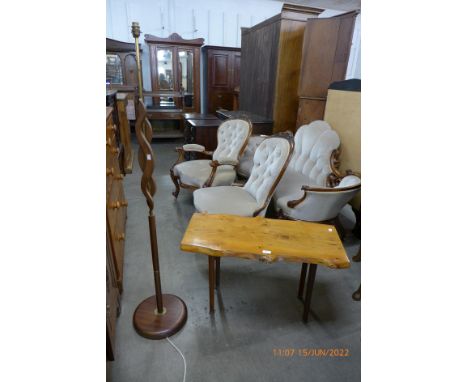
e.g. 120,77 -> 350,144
262,250 -> 272,254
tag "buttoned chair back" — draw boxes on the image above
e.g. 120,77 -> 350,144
288,120 -> 340,186
237,135 -> 268,178
243,136 -> 293,214
212,119 -> 251,163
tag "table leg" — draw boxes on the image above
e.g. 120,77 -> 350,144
352,284 -> 361,301
303,264 -> 318,323
298,263 -> 307,300
215,257 -> 220,289
208,256 -> 215,313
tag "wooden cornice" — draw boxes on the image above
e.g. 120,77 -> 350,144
202,45 -> 241,52
144,33 -> 204,47
331,10 -> 360,18
281,3 -> 324,16
106,38 -> 140,53
242,3 -> 324,34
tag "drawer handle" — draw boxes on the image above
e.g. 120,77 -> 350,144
106,167 -> 114,176
116,233 -> 125,241
120,200 -> 128,207
109,201 -> 120,209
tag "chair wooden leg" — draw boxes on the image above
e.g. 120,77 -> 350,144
208,256 -> 215,313
303,264 -> 318,323
298,263 -> 307,300
215,257 -> 220,289
169,170 -> 180,198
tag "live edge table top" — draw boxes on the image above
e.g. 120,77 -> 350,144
180,213 -> 350,269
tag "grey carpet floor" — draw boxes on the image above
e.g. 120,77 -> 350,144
110,139 -> 361,382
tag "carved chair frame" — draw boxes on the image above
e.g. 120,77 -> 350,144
277,146 -> 361,225
169,118 -> 253,198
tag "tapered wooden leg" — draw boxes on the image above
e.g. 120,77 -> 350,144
215,257 -> 220,289
298,263 -> 307,300
208,256 -> 215,313
303,264 -> 318,323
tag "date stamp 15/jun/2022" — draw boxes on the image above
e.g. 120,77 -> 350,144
273,348 -> 350,357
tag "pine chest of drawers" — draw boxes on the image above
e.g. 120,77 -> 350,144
106,107 -> 127,292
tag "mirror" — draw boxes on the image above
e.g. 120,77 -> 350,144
157,48 -> 174,90
106,54 -> 123,84
178,50 -> 194,107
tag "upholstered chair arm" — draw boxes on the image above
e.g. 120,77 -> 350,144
287,183 -> 361,208
171,145 -> 214,173
179,144 -> 213,156
182,143 -> 205,152
202,159 -> 238,188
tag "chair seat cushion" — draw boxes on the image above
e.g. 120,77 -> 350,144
174,160 -> 237,188
273,170 -> 320,203
193,186 -> 261,217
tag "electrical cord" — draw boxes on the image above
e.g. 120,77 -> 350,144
166,337 -> 187,382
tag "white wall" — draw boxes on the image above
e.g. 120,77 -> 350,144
106,0 -> 361,93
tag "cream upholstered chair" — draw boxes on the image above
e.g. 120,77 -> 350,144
170,119 -> 252,198
193,133 -> 294,217
273,120 -> 361,222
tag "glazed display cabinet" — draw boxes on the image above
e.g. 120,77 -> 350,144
144,33 -> 204,138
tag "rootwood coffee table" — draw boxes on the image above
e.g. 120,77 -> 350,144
180,213 -> 350,323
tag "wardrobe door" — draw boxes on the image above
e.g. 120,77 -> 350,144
207,49 -> 233,113
296,12 -> 357,127
231,51 -> 241,89
177,47 -> 196,110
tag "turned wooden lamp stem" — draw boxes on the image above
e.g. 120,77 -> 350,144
148,213 -> 164,313
131,22 -> 187,340
131,21 -> 144,102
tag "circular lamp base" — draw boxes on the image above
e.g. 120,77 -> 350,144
133,294 -> 187,340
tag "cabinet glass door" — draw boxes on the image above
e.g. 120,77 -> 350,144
106,54 -> 123,84
155,47 -> 176,108
178,49 -> 194,109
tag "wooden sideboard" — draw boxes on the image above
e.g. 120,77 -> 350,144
216,109 -> 273,135
106,107 -> 127,292
202,45 -> 241,113
296,11 -> 358,127
240,4 -> 323,133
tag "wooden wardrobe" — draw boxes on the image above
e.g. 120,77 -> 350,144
296,11 -> 358,127
202,45 -> 241,113
239,4 -> 323,133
